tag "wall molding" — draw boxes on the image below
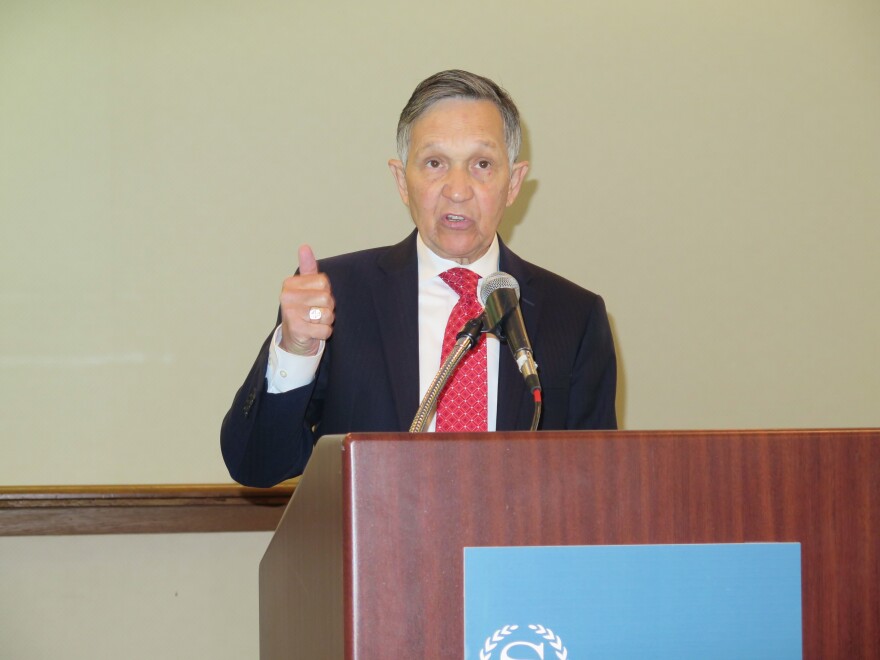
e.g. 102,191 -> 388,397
0,483 -> 296,536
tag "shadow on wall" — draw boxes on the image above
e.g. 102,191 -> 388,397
498,120 -> 534,246
607,312 -> 627,429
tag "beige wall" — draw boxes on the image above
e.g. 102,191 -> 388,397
0,532 -> 270,658
1,1 -> 877,657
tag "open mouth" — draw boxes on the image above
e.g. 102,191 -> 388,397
445,214 -> 467,223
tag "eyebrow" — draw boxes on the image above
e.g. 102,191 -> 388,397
413,139 -> 502,155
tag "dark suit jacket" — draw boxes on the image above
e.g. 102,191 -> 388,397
221,231 -> 617,487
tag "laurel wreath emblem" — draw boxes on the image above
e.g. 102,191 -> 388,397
478,623 -> 568,659
479,624 -> 519,660
529,624 -> 569,660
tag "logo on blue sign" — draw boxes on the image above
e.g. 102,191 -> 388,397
465,544 -> 802,659
478,624 -> 568,660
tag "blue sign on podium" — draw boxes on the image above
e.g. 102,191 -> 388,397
464,543 -> 802,659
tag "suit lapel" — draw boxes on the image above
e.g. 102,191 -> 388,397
496,241 -> 541,431
372,231 -> 421,431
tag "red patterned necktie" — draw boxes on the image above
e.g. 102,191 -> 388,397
436,267 -> 487,432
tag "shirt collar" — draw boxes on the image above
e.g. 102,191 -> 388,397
416,233 -> 500,283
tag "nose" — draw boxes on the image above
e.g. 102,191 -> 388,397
441,166 -> 474,203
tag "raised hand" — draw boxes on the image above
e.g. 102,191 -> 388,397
278,245 -> 336,356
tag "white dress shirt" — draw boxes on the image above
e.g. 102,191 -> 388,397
265,233 -> 501,431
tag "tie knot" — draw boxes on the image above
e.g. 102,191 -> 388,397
439,267 -> 481,300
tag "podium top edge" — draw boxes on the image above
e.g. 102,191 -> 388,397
317,428 -> 880,446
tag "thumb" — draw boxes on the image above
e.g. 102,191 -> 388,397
298,244 -> 318,275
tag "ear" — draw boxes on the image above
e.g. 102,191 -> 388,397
506,160 -> 530,207
388,159 -> 410,207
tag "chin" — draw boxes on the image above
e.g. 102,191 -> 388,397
440,244 -> 479,262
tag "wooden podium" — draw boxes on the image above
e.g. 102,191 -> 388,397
259,429 -> 879,658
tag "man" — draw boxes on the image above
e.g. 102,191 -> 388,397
221,70 -> 617,487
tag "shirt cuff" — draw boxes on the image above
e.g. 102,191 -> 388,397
265,325 -> 324,394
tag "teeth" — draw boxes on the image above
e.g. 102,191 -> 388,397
447,214 -> 465,222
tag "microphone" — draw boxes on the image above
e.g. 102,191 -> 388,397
479,272 -> 541,393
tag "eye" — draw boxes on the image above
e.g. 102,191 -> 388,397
476,159 -> 491,170
426,159 -> 442,169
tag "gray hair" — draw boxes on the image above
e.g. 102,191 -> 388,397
396,70 -> 522,167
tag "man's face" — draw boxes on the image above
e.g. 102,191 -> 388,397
388,98 -> 529,264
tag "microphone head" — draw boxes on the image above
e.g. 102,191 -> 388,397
478,271 -> 520,307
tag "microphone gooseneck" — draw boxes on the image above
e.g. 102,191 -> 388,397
409,313 -> 485,434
